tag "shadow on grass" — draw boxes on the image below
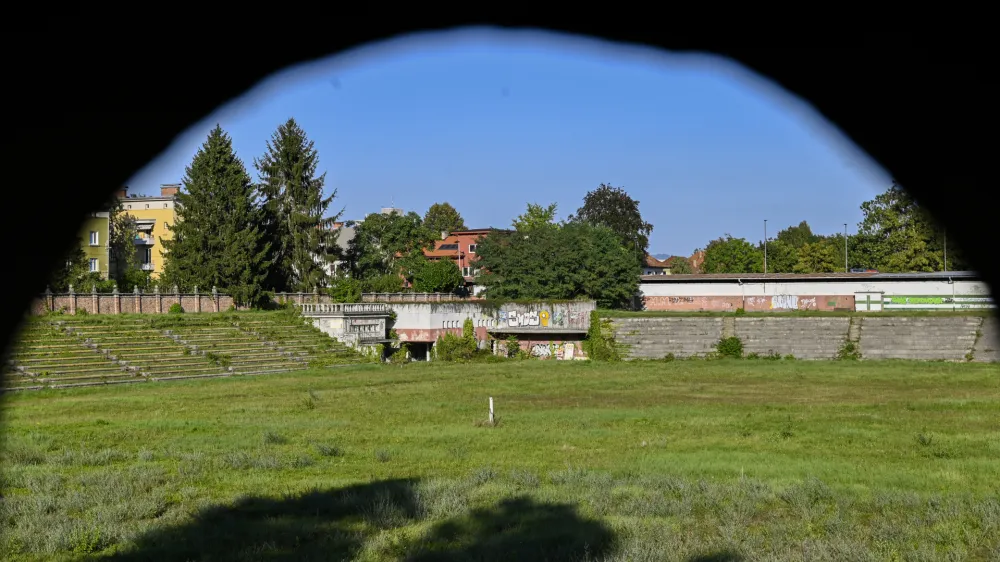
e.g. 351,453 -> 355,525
102,478 -> 616,562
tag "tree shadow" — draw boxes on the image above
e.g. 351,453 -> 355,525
404,496 -> 613,562
687,553 -> 744,562
103,478 -> 615,562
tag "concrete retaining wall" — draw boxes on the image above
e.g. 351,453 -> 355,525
610,315 -> 999,362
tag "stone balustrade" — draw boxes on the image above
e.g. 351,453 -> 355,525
298,303 -> 390,314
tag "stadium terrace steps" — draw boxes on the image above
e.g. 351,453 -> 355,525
857,316 -> 982,361
607,314 -> 997,362
735,317 -> 850,360
611,317 -> 724,359
2,312 -> 366,390
972,316 -> 999,363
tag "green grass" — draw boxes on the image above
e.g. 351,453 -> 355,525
601,308 -> 997,318
2,360 -> 999,560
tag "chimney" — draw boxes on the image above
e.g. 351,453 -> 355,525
441,231 -> 448,240
160,184 -> 180,197
115,187 -> 128,199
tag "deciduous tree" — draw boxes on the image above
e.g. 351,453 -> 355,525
702,235 -> 763,274
423,202 -> 467,238
571,183 -> 653,268
512,203 -> 559,231
476,222 -> 638,309
412,259 -> 464,293
348,210 -> 435,283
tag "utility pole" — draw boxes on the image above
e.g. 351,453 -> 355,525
943,228 -> 948,271
844,223 -> 848,272
763,220 -> 768,275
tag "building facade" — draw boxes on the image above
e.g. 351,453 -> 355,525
424,229 -> 492,295
117,184 -> 180,279
78,211 -> 110,279
639,271 -> 995,312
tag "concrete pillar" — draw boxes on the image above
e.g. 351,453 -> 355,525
134,285 -> 141,313
68,285 -> 76,315
155,284 -> 162,313
92,285 -> 98,314
112,285 -> 120,315
314,285 -> 320,303
194,286 -> 201,313
212,286 -> 219,312
44,287 -> 53,312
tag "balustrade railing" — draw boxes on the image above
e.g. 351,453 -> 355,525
298,302 -> 390,314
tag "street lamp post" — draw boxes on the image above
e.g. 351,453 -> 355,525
943,228 -> 948,271
763,220 -> 768,275
844,223 -> 848,272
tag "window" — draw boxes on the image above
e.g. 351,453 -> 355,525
89,231 -> 98,246
462,266 -> 472,276
143,248 -> 152,264
439,243 -> 459,250
89,258 -> 98,273
145,204 -> 149,209
469,244 -> 477,253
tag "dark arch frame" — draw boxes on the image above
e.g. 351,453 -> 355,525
4,24 -> 993,379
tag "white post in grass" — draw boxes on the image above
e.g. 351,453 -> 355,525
489,396 -> 495,425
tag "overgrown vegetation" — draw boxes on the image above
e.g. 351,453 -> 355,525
583,311 -> 626,361
715,336 -> 744,359
838,340 -> 862,360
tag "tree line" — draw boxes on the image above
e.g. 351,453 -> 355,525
46,120 -> 965,311
697,182 -> 967,274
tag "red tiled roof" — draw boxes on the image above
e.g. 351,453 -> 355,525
644,255 -> 672,268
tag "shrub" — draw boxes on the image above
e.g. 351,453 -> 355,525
584,311 -> 626,362
505,336 -> 520,358
838,341 -> 861,360
75,308 -> 89,316
435,319 -> 480,362
746,352 -> 760,360
734,307 -> 746,316
716,336 -> 744,359
168,303 -> 184,314
663,353 -> 676,362
765,350 -> 782,361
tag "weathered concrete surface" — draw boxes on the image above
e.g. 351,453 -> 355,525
857,316 -> 982,361
611,317 -> 723,359
973,316 -> 999,362
609,315 -> 996,362
736,317 -> 850,360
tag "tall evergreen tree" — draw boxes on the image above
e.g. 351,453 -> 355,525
255,118 -> 342,292
161,125 -> 271,307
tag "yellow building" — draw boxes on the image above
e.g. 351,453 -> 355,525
117,184 -> 180,279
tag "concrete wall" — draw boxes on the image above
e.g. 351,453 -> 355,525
640,278 -> 993,312
610,315 -> 999,362
30,290 -> 234,315
390,301 -> 594,343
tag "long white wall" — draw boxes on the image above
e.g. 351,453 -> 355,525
640,279 -> 993,298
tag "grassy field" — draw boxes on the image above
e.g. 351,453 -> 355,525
2,360 -> 999,561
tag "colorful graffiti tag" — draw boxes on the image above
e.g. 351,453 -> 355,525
884,295 -> 995,309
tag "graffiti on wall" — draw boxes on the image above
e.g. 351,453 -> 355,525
771,295 -> 798,310
885,295 -> 996,309
528,342 -> 576,359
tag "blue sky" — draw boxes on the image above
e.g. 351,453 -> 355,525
128,28 -> 890,257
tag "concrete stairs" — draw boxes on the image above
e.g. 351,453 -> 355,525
972,316 -> 999,363
736,317 -> 850,360
611,317 -> 723,359
2,312 -> 366,391
857,316 -> 982,361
